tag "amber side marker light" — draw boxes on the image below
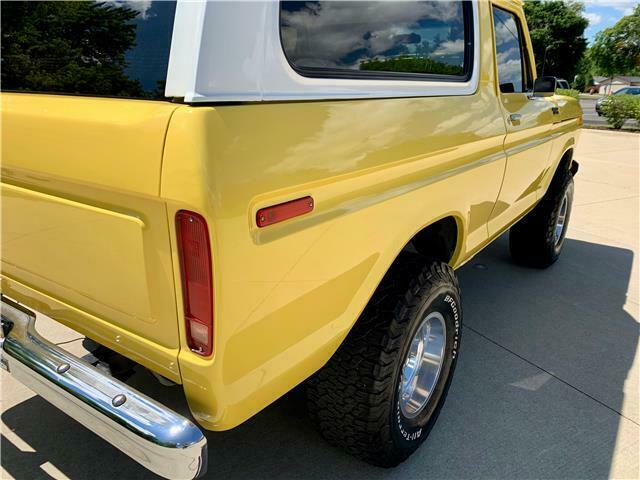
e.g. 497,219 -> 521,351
175,210 -> 214,356
256,196 -> 314,228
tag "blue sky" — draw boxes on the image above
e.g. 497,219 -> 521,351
583,1 -> 637,44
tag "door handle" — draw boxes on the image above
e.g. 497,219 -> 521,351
551,106 -> 560,115
509,113 -> 522,126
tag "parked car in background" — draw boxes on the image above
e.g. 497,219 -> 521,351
1,1 -> 582,478
556,78 -> 571,90
596,87 -> 640,115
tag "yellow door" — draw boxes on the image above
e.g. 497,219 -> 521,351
488,4 -> 557,236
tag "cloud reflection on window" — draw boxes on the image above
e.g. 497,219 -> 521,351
493,7 -> 524,93
281,1 -> 467,76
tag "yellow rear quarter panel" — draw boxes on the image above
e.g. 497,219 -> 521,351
162,0 -> 514,429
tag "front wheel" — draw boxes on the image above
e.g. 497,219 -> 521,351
509,167 -> 574,268
306,257 -> 461,467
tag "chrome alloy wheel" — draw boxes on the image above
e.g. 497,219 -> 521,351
555,193 -> 569,246
399,311 -> 446,419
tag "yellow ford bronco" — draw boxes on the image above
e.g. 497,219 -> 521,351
1,1 -> 581,478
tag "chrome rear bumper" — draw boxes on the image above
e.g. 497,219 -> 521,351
0,295 -> 207,479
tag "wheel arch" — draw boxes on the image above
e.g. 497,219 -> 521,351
407,215 -> 462,265
350,214 -> 464,334
555,145 -> 579,180
343,214 -> 464,344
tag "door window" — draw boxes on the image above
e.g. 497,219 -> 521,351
492,6 -> 530,93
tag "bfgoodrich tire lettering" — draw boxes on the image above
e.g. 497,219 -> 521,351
393,291 -> 460,449
306,255 -> 462,467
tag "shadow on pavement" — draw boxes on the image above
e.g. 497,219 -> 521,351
2,235 -> 637,479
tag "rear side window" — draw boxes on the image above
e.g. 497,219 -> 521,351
492,6 -> 530,93
280,1 -> 473,80
1,1 -> 176,100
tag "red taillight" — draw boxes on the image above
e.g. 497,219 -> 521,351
256,196 -> 314,228
175,211 -> 213,356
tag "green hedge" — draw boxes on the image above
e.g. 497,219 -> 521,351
556,88 -> 580,99
601,95 -> 640,129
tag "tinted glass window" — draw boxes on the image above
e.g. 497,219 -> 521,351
492,7 -> 526,93
280,1 -> 470,78
1,1 -> 176,99
615,87 -> 640,95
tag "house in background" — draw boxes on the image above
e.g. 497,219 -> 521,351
595,76 -> 640,94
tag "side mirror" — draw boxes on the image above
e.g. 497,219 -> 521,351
532,76 -> 557,96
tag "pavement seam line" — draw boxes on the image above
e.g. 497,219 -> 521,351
54,336 -> 84,346
574,194 -> 640,208
578,178 -> 637,189
463,325 -> 640,427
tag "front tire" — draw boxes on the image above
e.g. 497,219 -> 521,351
509,166 -> 574,268
307,256 -> 461,467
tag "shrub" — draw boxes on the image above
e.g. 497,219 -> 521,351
556,88 -> 580,99
601,94 -> 640,129
631,98 -> 640,123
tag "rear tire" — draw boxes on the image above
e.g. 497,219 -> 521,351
306,255 -> 461,467
509,166 -> 574,268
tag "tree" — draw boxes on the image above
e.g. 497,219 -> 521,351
572,56 -> 594,92
360,56 -> 463,76
589,5 -> 640,76
1,1 -> 146,97
523,1 -> 589,81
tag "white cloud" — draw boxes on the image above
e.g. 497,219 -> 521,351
433,39 -> 464,56
583,1 -> 636,16
103,0 -> 153,20
497,58 -> 523,89
610,2 -> 636,15
585,12 -> 602,25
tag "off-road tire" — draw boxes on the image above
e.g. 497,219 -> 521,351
509,166 -> 574,268
306,254 -> 461,467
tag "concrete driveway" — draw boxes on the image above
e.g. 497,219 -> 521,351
2,129 -> 638,479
